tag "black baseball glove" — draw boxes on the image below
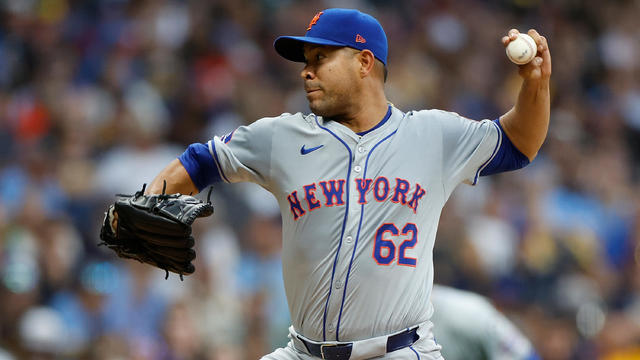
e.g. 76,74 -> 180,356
99,183 -> 213,280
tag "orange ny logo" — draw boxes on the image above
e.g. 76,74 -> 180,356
307,11 -> 323,30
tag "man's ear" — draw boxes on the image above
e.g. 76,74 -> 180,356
358,49 -> 376,78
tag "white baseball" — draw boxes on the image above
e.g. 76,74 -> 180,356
505,33 -> 537,65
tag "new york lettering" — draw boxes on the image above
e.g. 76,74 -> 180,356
287,177 -> 426,220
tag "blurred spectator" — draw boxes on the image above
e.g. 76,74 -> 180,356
431,284 -> 539,360
47,260 -> 120,355
160,301 -> 205,360
237,212 -> 290,358
17,306 -> 67,359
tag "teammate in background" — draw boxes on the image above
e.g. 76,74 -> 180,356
115,8 -> 550,359
431,285 -> 541,360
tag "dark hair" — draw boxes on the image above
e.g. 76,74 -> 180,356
350,47 -> 387,83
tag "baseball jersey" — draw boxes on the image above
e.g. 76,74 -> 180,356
431,285 -> 538,360
192,105 -> 501,342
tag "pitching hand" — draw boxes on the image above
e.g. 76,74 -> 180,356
502,29 -> 552,81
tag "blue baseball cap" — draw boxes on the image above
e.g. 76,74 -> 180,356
274,8 -> 388,66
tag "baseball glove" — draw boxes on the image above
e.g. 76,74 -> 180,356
99,183 -> 214,280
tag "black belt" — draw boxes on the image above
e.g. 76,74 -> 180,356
298,327 -> 419,360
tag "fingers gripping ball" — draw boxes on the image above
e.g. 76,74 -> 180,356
506,33 -> 537,65
99,183 -> 214,280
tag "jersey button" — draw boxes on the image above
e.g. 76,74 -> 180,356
335,280 -> 342,289
354,165 -> 362,173
345,236 -> 353,244
358,146 -> 365,153
328,323 -> 335,332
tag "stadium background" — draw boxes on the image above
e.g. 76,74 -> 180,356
1,0 -> 639,359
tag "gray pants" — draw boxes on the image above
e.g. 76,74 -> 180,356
261,321 -> 444,360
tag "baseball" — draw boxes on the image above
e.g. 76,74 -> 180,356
506,33 -> 537,65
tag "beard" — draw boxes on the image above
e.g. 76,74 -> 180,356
308,99 -> 333,117
307,90 -> 352,119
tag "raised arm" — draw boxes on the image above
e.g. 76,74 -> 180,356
499,29 -> 552,161
146,159 -> 199,195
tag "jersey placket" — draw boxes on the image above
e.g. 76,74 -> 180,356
314,117 -> 358,340
323,111 -> 402,340
323,134 -> 367,340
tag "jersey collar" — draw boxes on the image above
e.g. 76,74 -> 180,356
356,105 -> 392,137
318,104 -> 398,141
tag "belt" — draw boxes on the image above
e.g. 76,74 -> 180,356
298,327 -> 420,360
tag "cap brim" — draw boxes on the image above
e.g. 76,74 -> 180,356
274,36 -> 346,62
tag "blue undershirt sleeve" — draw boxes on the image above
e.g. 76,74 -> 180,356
178,143 -> 223,191
479,118 -> 530,176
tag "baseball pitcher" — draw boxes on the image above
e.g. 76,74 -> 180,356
100,8 -> 551,360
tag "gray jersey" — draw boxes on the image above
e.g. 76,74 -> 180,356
431,285 -> 537,360
208,106 -> 500,342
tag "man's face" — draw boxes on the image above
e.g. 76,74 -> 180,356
301,45 -> 361,118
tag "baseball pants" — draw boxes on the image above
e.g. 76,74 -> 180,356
261,320 -> 444,360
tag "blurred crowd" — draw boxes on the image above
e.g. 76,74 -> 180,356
1,0 -> 639,359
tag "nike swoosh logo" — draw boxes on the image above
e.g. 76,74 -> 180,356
300,144 -> 324,155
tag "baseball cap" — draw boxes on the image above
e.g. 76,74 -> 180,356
274,8 -> 388,66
